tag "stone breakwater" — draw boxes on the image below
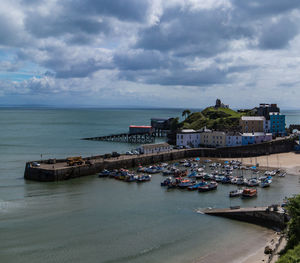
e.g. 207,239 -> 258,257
24,138 -> 295,181
203,206 -> 287,230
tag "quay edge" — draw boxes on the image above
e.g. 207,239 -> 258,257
24,138 -> 295,182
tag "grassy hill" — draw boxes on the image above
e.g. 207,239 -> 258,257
180,107 -> 243,131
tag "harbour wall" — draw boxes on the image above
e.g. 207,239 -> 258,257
203,207 -> 287,230
24,138 -> 295,181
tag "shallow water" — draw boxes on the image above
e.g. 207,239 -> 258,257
0,108 -> 299,263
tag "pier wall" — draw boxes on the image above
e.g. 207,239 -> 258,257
24,138 -> 295,181
204,207 -> 287,230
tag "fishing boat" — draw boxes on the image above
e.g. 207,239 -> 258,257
187,171 -> 197,178
178,179 -> 194,189
221,176 -> 232,184
229,189 -> 243,197
278,172 -> 286,177
198,182 -> 218,192
260,176 -> 272,188
136,174 -> 151,182
242,188 -> 257,198
187,181 -> 207,191
246,178 -> 259,187
124,174 -> 137,182
98,169 -> 110,177
160,177 -> 172,186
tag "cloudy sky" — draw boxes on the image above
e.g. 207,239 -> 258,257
1,0 -> 300,108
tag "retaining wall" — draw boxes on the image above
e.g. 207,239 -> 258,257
24,138 -> 295,181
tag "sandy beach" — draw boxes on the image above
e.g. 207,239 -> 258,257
220,151 -> 300,263
222,152 -> 300,175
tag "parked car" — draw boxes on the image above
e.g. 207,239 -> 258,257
132,150 -> 140,155
112,152 -> 121,157
126,151 -> 133,155
32,162 -> 40,167
103,153 -> 112,159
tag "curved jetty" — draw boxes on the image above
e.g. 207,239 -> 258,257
203,205 -> 288,230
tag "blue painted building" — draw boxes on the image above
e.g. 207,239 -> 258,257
269,112 -> 286,136
242,133 -> 255,145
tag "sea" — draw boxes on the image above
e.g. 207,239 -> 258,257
0,108 -> 300,263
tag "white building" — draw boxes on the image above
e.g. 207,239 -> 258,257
200,130 -> 226,147
226,132 -> 242,147
139,143 -> 172,154
176,129 -> 200,148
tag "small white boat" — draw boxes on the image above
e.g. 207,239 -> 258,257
229,189 -> 243,197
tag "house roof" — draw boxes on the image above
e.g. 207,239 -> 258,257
242,132 -> 270,136
178,129 -> 196,133
226,132 -> 242,136
196,126 -> 212,133
241,116 -> 265,121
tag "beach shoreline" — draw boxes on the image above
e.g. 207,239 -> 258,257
220,152 -> 300,176
218,152 -> 299,263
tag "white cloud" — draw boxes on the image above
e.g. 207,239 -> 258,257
0,0 -> 300,108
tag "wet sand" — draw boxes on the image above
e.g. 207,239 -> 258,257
222,152 -> 300,175
194,228 -> 276,263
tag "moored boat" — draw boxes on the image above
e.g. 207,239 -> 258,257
198,182 -> 218,192
187,181 -> 207,191
229,189 -> 243,197
242,188 -> 257,198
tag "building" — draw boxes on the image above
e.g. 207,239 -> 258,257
240,116 -> 265,133
129,125 -> 153,134
269,112 -> 286,136
139,143 -> 172,154
200,130 -> 226,147
264,120 -> 271,133
242,133 -> 272,145
257,103 -> 280,120
151,118 -> 174,131
176,129 -> 200,148
226,132 -> 242,147
215,98 -> 229,109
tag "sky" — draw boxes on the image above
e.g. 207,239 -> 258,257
1,0 -> 300,109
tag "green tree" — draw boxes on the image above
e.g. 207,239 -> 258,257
286,194 -> 300,250
182,109 -> 191,120
170,117 -> 180,132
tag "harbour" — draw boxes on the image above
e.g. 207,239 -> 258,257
1,108 -> 300,263
24,137 -> 294,181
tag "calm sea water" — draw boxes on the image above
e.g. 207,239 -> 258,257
0,108 -> 299,263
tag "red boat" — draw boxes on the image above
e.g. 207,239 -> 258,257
242,188 -> 257,198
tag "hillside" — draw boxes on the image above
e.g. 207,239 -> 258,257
180,107 -> 243,131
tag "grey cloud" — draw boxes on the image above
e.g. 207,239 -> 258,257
118,66 -> 229,86
136,8 -> 253,57
69,0 -> 150,22
258,18 -> 298,49
17,45 -> 114,79
114,50 -> 171,70
25,12 -> 110,39
232,0 -> 300,18
0,14 -> 24,46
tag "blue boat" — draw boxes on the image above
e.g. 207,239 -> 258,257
161,177 -> 172,186
187,171 -> 197,178
98,170 -> 110,177
187,181 -> 207,191
178,180 -> 194,189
